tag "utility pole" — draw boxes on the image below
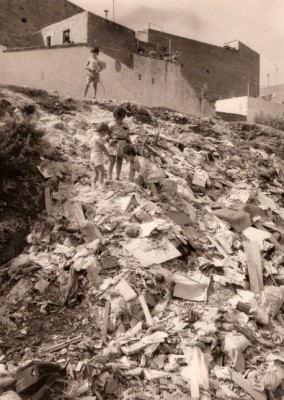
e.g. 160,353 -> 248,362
267,73 -> 270,87
113,0 -> 115,22
275,64 -> 278,85
243,77 -> 250,97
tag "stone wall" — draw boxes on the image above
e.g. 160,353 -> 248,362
0,0 -> 83,47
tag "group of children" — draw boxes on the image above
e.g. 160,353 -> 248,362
85,47 -> 165,197
89,106 -> 165,198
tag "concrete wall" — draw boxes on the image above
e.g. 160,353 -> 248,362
216,97 -> 248,116
0,45 -> 214,117
148,29 -> 260,101
41,12 -> 88,46
0,0 -> 83,47
216,96 -> 284,122
87,13 -> 136,67
247,97 -> 284,122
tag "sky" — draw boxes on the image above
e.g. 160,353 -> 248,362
71,0 -> 284,87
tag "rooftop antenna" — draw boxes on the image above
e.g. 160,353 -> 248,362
104,9 -> 108,19
267,73 -> 270,87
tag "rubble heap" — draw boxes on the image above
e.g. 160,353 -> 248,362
0,86 -> 284,400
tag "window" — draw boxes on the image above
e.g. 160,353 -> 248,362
138,74 -> 142,80
21,17 -> 27,23
46,36 -> 51,46
63,29 -> 71,44
152,78 -> 155,84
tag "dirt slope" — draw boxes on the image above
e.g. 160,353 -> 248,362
0,86 -> 284,400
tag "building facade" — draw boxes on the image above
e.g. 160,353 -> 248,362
1,0 -> 260,105
146,30 -> 260,101
0,0 -> 83,48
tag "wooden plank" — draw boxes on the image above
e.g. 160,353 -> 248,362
139,295 -> 154,327
43,334 -> 83,353
207,234 -> 229,258
244,240 -> 263,294
232,371 -> 266,400
45,187 -> 52,215
102,301 -> 110,343
183,346 -> 211,400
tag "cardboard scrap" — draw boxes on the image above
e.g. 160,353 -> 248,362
123,238 -> 181,267
167,210 -> 191,226
116,279 -> 137,302
257,192 -> 278,211
173,272 -> 210,302
192,170 -> 208,187
243,227 -> 271,246
213,208 -> 252,232
34,278 -> 49,293
139,219 -> 167,238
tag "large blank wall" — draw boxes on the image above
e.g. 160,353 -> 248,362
0,46 -> 214,116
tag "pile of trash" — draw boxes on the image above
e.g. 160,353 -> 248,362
0,86 -> 284,400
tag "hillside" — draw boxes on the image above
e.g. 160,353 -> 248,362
0,85 -> 284,400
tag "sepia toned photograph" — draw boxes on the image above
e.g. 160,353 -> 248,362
0,1 -> 284,399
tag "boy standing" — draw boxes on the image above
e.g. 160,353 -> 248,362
84,47 -> 102,99
107,106 -> 130,180
89,122 -> 111,189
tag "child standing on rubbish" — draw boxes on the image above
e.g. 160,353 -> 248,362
84,47 -> 104,99
107,106 -> 130,180
122,145 -> 167,198
89,122 -> 111,189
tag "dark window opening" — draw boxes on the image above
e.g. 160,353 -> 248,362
138,74 -> 142,80
152,78 -> 155,84
21,17 -> 27,23
63,29 -> 71,44
46,36 -> 51,46
206,69 -> 210,73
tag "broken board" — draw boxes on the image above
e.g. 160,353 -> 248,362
123,238 -> 181,267
244,240 -> 263,294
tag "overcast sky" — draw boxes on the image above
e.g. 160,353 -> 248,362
71,0 -> 284,87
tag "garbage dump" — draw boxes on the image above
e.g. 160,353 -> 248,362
0,86 -> 284,400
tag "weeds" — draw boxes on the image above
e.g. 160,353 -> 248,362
0,119 -> 44,180
254,111 -> 284,131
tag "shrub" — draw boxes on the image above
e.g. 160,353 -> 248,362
0,119 -> 44,181
254,111 -> 284,131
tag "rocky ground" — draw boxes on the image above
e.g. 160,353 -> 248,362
0,86 -> 284,400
